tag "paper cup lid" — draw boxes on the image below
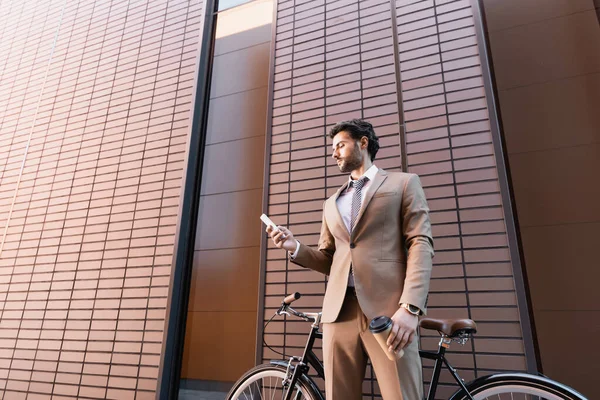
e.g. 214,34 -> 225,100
369,316 -> 392,333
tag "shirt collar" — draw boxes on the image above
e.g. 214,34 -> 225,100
348,164 -> 378,185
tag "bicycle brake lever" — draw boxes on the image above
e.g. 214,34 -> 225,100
277,309 -> 291,317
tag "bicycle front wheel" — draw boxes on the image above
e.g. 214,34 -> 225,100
226,364 -> 323,400
450,373 -> 587,400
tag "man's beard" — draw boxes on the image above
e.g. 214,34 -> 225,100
337,148 -> 363,173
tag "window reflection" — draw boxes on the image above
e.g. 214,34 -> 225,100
218,0 -> 262,12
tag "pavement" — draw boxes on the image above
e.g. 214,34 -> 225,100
178,389 -> 228,400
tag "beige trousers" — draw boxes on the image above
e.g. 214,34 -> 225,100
322,291 -> 423,400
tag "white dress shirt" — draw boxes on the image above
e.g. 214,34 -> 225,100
289,165 -> 379,277
335,164 -> 379,233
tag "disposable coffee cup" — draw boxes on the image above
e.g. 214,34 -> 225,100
369,316 -> 404,361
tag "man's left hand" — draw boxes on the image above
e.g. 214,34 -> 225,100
386,307 -> 419,354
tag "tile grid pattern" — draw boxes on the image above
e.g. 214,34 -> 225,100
264,0 -> 527,397
396,0 -> 526,389
0,0 -> 202,398
266,0 -> 405,395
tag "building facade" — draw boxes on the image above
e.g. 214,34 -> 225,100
0,0 -> 598,399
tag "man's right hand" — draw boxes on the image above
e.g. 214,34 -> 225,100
267,225 -> 297,252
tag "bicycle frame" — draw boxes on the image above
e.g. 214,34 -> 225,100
420,337 -> 474,400
272,308 -> 476,400
262,297 -> 585,400
269,311 -> 325,400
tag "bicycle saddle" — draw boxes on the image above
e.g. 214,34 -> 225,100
419,318 -> 477,337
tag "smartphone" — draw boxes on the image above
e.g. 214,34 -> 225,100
261,214 -> 288,241
260,214 -> 278,231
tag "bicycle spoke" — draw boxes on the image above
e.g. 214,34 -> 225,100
253,379 -> 260,399
260,378 -> 264,400
270,377 -> 276,400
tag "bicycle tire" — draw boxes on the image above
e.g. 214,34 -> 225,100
226,363 -> 323,400
449,373 -> 588,400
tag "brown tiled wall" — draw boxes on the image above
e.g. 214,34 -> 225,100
396,0 -> 526,395
265,0 -> 404,394
0,0 -> 202,398
263,0 -> 528,398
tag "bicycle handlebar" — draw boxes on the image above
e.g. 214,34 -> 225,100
278,293 -> 321,324
283,292 -> 301,305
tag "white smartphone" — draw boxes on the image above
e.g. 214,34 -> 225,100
260,214 -> 278,231
261,214 -> 288,241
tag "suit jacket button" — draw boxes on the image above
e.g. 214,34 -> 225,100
349,242 -> 356,249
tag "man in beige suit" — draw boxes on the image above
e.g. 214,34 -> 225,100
267,119 -> 434,399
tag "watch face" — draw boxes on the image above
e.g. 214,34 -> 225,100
408,305 -> 419,314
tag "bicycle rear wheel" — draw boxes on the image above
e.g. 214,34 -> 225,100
226,364 -> 323,400
450,373 -> 587,400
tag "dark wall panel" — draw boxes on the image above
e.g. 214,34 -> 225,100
210,42 -> 271,98
182,0 -> 273,386
189,247 -> 261,313
482,0 -> 591,32
181,311 -> 257,381
498,74 -> 600,154
200,136 -> 266,195
196,189 -> 264,250
489,11 -> 600,91
483,0 -> 600,397
206,87 -> 270,145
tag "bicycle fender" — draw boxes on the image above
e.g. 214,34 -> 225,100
448,372 -> 588,400
270,360 -> 293,369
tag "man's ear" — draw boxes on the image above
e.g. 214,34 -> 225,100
361,136 -> 369,150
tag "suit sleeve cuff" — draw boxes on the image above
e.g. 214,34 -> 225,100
288,240 -> 300,259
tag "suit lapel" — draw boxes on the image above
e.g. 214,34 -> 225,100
327,181 -> 350,237
351,168 -> 388,236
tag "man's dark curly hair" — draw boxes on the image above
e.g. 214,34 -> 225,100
328,119 -> 380,161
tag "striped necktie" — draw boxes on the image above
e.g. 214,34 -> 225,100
350,176 -> 368,232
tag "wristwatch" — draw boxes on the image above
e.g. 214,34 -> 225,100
401,303 -> 421,316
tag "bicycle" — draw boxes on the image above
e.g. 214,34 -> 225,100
226,292 -> 588,400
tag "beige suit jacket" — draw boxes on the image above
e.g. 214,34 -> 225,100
291,168 -> 434,324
